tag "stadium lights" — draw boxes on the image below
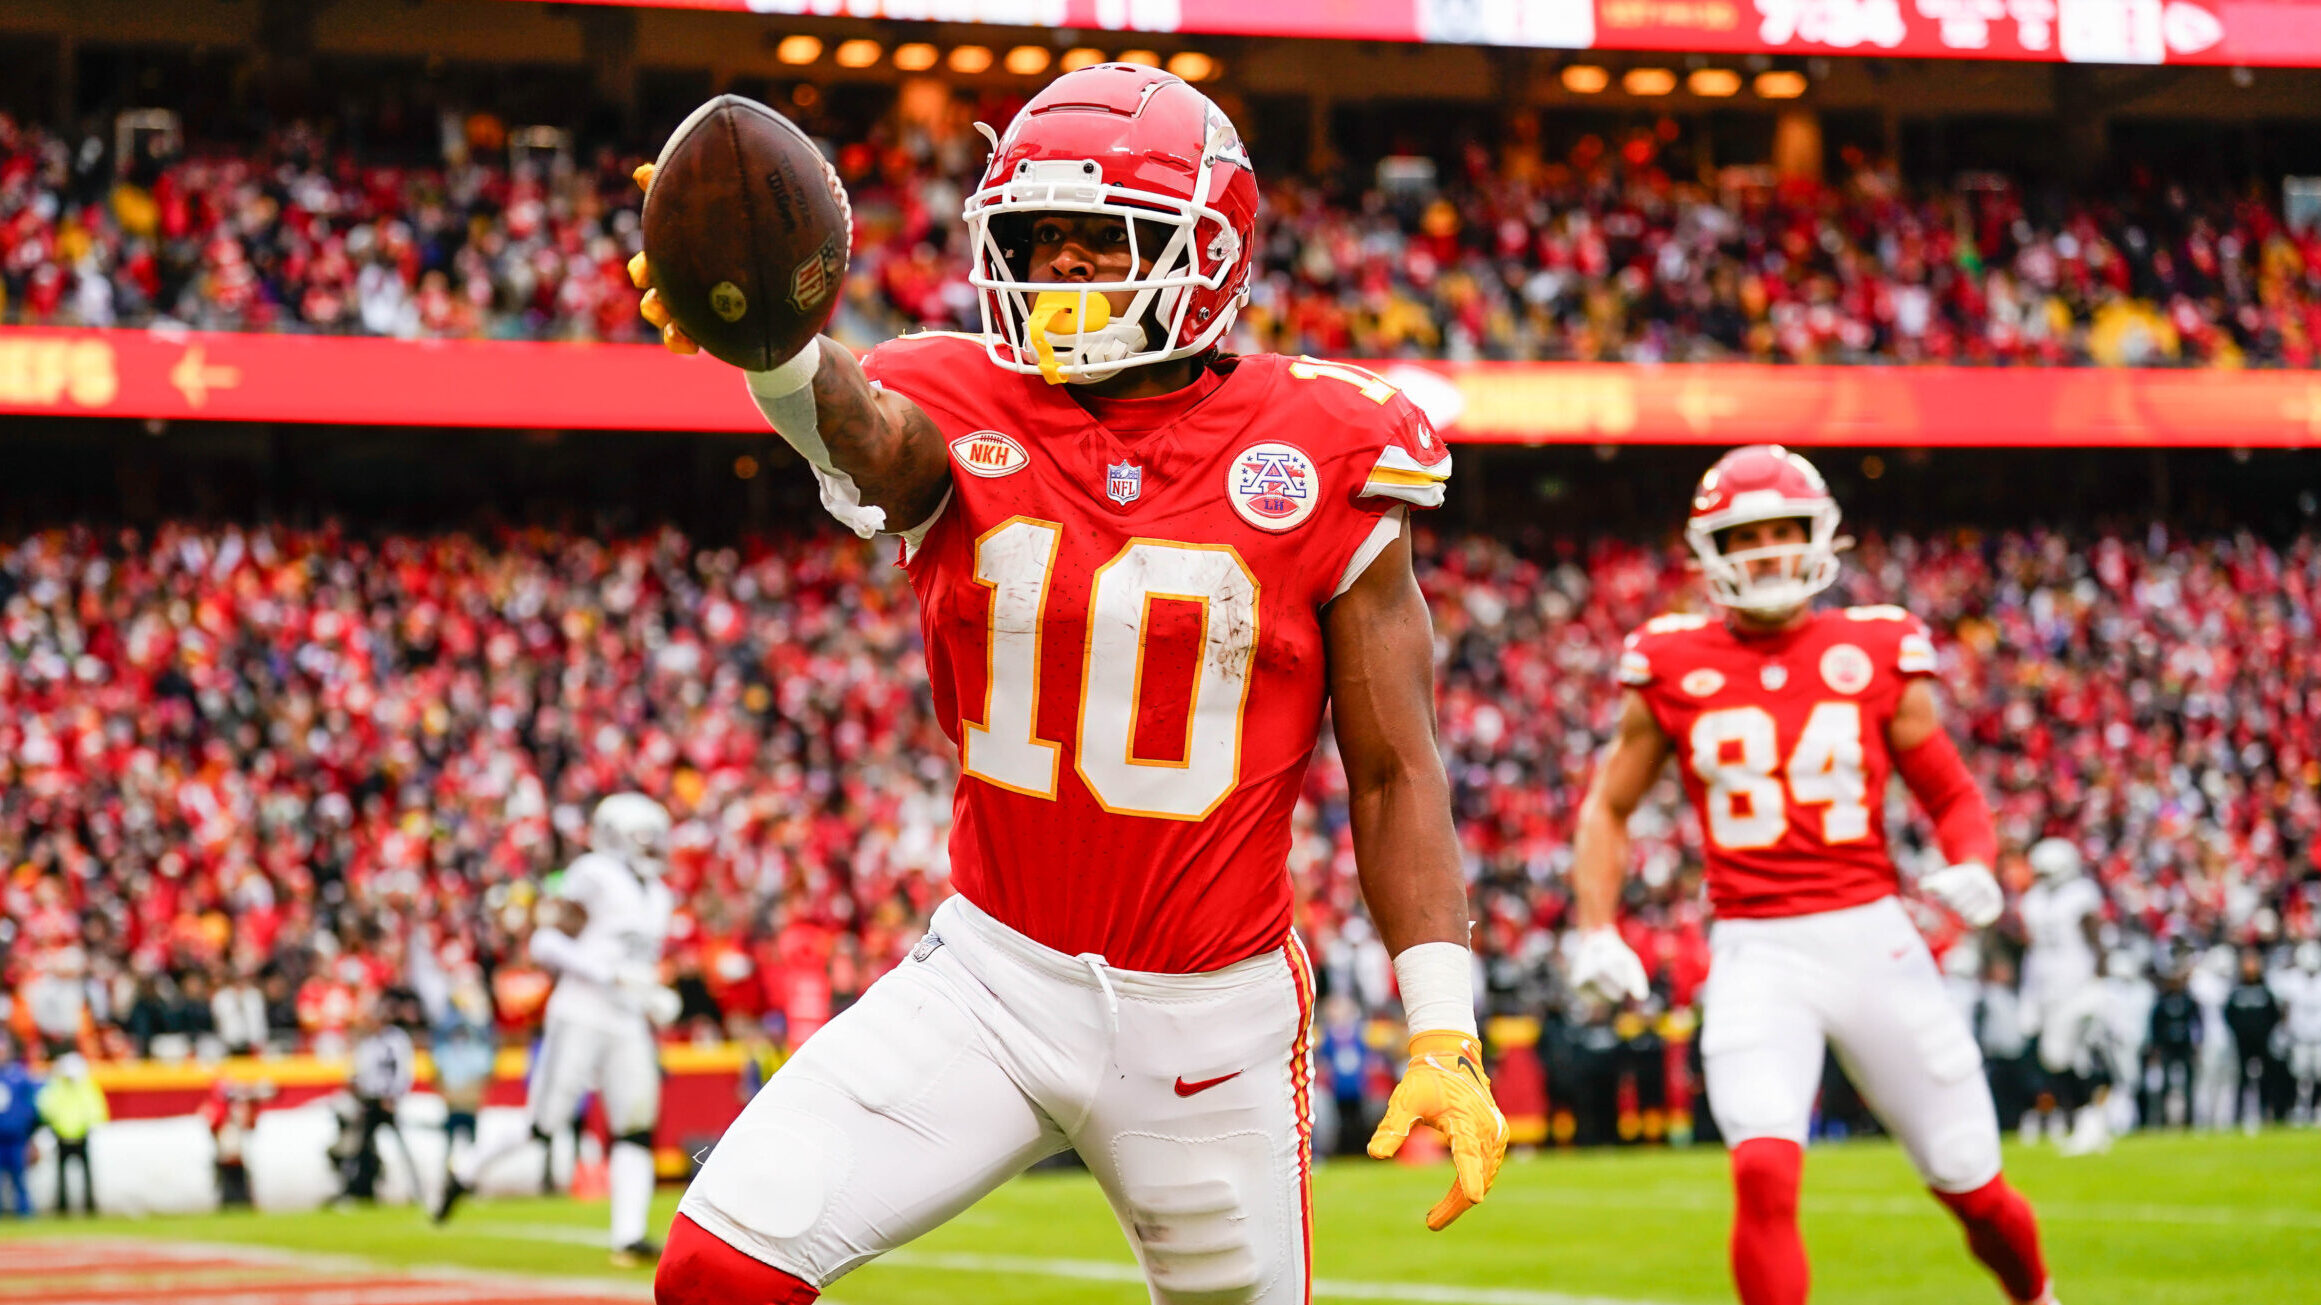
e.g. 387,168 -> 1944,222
1117,49 -> 1162,67
834,39 -> 882,69
1061,47 -> 1106,72
893,42 -> 939,72
1688,68 -> 1742,97
1005,45 -> 1052,75
1755,70 -> 1809,98
948,44 -> 994,73
1623,68 -> 1677,95
1166,52 -> 1216,81
1561,65 -> 1610,94
774,34 -> 822,65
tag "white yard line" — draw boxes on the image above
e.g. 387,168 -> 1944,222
473,1223 -> 1687,1305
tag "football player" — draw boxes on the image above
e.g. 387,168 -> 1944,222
630,66 -> 1503,1305
1565,446 -> 2056,1305
2275,940 -> 2321,1125
435,793 -> 681,1268
2019,838 -> 2105,1146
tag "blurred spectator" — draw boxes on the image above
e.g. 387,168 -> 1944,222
0,1034 -> 35,1217
199,1077 -> 274,1209
5,105 -> 2319,367
1316,994 -> 1381,1157
2146,962 -> 2202,1129
1976,953 -> 2036,1135
212,969 -> 267,1056
431,1013 -> 495,1182
2225,948 -> 2284,1126
336,1002 -> 415,1204
34,1052 -> 104,1215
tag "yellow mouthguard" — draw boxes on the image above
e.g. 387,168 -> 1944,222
1025,290 -> 1112,384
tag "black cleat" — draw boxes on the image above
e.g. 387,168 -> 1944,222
610,1239 -> 662,1269
431,1174 -> 469,1225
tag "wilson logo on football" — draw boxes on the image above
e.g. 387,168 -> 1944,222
949,430 -> 1029,478
1228,441 -> 1320,531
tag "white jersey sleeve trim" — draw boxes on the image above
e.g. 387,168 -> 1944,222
1332,506 -> 1406,600
1359,445 -> 1453,509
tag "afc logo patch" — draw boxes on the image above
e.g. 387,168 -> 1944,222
1106,459 -> 1143,505
1228,441 -> 1320,531
1821,643 -> 1875,695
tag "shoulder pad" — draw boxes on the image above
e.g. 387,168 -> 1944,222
1275,357 -> 1452,509
860,331 -> 995,389
1843,606 -> 1937,676
1643,612 -> 1714,635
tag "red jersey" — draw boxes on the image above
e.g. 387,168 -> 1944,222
1619,605 -> 1940,919
866,335 -> 1449,972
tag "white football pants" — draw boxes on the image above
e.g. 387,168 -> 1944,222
530,1013 -> 663,1137
677,894 -> 1318,1304
1700,895 -> 2003,1193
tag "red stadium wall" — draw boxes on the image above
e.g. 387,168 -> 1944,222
536,0 -> 2321,69
91,1045 -> 750,1177
1,326 -> 2313,447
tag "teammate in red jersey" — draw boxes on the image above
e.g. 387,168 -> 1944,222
1566,446 -> 2057,1305
629,66 -> 1505,1305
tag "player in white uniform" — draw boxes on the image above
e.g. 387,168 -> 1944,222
2273,941 -> 2321,1124
435,793 -> 681,1265
2018,838 -> 2105,1147
2188,945 -> 2240,1131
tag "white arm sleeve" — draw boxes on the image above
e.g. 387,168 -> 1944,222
744,348 -> 889,539
530,926 -> 614,985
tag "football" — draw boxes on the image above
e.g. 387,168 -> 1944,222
642,94 -> 852,371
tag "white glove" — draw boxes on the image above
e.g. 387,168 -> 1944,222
614,963 -> 684,1027
1567,927 -> 1649,1004
1921,862 -> 2004,928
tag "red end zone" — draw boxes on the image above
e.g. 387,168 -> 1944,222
0,1240 -> 642,1305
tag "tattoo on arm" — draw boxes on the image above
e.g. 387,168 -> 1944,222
809,337 -> 952,528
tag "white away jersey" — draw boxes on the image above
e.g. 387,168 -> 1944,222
2019,877 -> 2102,984
544,851 -> 675,1029
2273,968 -> 2321,1043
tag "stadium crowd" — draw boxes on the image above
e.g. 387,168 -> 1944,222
2,518 -> 2315,1091
5,101 -> 2321,366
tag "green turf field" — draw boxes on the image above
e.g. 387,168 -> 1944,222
6,1131 -> 2316,1303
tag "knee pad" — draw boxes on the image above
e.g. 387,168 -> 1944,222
1122,1176 -> 1264,1304
1730,1138 -> 1803,1222
658,1214 -> 819,1305
1919,1116 -> 2002,1194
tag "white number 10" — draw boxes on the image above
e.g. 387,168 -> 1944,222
962,518 -> 1260,821
1688,702 -> 1870,849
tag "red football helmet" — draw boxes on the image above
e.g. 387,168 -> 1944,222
964,64 -> 1259,385
1684,445 -> 1844,617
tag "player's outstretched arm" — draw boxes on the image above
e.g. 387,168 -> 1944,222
1566,692 -> 1668,1002
1324,526 -> 1505,1231
627,165 -> 950,532
1890,679 -> 2005,927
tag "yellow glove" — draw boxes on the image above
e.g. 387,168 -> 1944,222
1367,1031 -> 1508,1230
627,163 -> 699,356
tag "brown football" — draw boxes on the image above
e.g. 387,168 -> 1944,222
642,95 -> 852,371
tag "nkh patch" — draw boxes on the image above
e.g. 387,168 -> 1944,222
950,430 -> 1029,478
1106,459 -> 1143,505
1228,441 -> 1320,531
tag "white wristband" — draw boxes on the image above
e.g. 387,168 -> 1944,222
746,342 -> 823,400
1392,941 -> 1479,1039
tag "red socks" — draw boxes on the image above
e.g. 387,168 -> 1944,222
1729,1138 -> 1810,1305
657,1213 -> 820,1305
1934,1176 -> 2050,1304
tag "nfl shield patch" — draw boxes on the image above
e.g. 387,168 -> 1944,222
1106,459 -> 1143,506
